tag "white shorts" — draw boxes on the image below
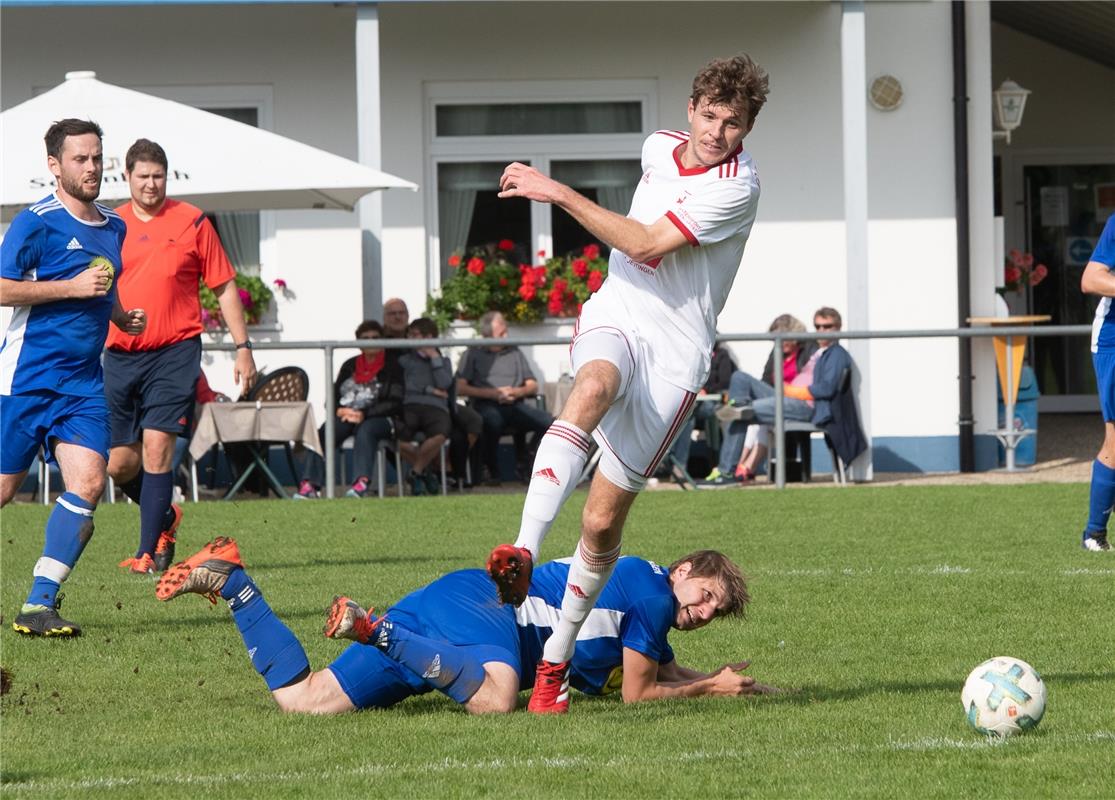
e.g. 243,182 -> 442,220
570,321 -> 697,492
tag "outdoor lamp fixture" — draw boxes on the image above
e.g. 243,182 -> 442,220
992,79 -> 1030,145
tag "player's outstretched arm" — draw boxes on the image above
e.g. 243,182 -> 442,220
497,162 -> 688,264
1081,260 -> 1115,297
0,269 -> 109,306
620,648 -> 772,703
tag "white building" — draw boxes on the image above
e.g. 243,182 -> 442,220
2,0 -> 1112,474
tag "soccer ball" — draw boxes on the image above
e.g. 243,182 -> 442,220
961,656 -> 1046,737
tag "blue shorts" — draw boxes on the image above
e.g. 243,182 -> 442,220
327,569 -> 522,709
0,390 -> 110,473
104,337 -> 201,446
1095,351 -> 1115,421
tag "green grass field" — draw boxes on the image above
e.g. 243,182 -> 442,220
1,484 -> 1112,798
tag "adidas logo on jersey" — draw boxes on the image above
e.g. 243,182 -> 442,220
66,237 -> 83,250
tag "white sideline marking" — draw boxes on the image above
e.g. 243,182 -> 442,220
754,565 -> 1101,578
7,735 -> 1114,793
1062,568 -> 1115,576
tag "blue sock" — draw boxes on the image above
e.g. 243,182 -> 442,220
137,470 -> 173,557
218,569 -> 309,691
1085,459 -> 1115,534
374,619 -> 485,704
25,492 -> 95,608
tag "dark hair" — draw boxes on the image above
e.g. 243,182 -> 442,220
125,138 -> 168,172
669,550 -> 750,618
408,317 -> 438,338
355,319 -> 383,339
814,307 -> 843,329
44,119 -> 103,160
690,54 -> 770,127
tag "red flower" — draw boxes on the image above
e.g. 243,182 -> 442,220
499,277 -> 509,287
518,283 -> 537,301
532,266 -> 547,287
448,254 -> 462,268
467,257 -> 485,276
1005,266 -> 1022,285
498,239 -> 515,252
548,296 -> 564,316
537,250 -> 547,260
571,258 -> 588,278
583,243 -> 601,260
1030,263 -> 1048,286
587,269 -> 604,293
272,278 -> 287,290
552,278 -> 568,294
238,288 -> 253,308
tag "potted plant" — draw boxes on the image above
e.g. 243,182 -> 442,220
199,274 -> 276,330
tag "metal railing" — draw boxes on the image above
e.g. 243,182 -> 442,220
203,322 -> 1091,494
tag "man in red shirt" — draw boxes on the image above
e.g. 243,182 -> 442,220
105,138 -> 257,574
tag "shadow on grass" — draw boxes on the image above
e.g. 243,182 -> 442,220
765,670 -> 1115,705
248,554 -> 468,571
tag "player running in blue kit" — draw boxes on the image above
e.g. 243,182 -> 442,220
1,119 -> 147,636
155,537 -> 772,713
1079,213 -> 1115,552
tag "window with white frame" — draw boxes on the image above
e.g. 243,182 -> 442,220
427,80 -> 655,286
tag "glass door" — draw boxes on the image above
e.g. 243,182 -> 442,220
1021,162 -> 1115,404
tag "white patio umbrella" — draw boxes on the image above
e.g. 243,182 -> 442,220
1,71 -> 416,220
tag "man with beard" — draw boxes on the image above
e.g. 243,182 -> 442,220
105,138 -> 256,574
1,118 -> 146,636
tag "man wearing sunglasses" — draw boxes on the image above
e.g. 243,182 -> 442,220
717,307 -> 866,472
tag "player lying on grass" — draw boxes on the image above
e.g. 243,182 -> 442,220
156,538 -> 774,713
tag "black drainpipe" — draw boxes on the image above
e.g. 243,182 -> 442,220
952,0 -> 975,472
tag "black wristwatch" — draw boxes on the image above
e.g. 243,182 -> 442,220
235,340 -> 253,350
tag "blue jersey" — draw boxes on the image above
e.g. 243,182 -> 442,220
1,193 -> 126,397
517,556 -> 677,695
1089,214 -> 1115,353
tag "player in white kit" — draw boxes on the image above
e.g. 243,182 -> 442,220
487,54 -> 770,712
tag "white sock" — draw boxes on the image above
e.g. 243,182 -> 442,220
542,539 -> 621,663
515,421 -> 592,560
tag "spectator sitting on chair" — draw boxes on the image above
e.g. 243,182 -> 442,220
455,311 -> 554,485
398,317 -> 454,496
707,314 -> 817,485
296,320 -> 398,500
717,307 -> 866,478
667,336 -> 736,484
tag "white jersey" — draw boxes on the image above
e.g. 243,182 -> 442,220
582,130 -> 760,391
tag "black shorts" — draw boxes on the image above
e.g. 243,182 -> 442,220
104,337 -> 202,446
401,405 -> 452,441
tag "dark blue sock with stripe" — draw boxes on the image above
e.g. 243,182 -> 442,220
219,568 -> 309,691
137,470 -> 173,557
26,492 -> 95,608
1086,459 -> 1115,534
373,619 -> 485,704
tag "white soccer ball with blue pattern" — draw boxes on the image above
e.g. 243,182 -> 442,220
961,656 -> 1046,737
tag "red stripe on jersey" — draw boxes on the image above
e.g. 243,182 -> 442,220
645,391 -> 698,477
666,211 -> 699,246
655,129 -> 689,143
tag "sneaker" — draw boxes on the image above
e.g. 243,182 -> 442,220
409,473 -> 428,497
423,471 -> 441,495
118,553 -> 156,575
293,480 -> 320,500
715,402 -> 755,424
323,596 -> 380,643
155,536 -> 243,603
734,465 -> 756,483
527,658 -> 571,714
486,544 -> 533,606
1082,531 -> 1111,552
346,476 -> 370,499
153,503 -> 184,572
12,596 -> 81,637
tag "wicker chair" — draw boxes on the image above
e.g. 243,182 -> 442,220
226,367 -> 310,496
